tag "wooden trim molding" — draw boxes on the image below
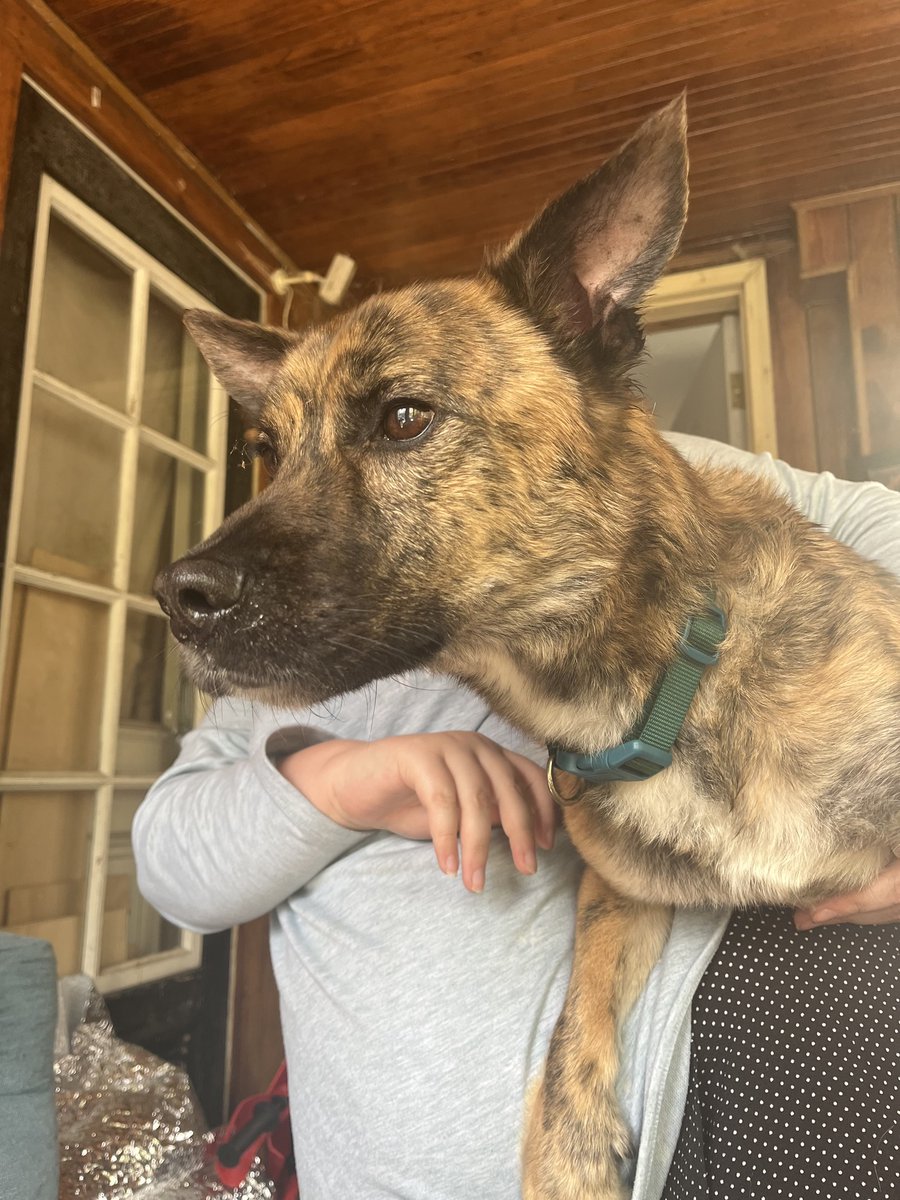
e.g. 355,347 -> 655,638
0,4 -> 28,231
793,181 -> 900,217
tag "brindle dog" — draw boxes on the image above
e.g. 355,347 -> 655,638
155,97 -> 900,1199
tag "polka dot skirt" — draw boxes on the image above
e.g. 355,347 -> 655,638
662,906 -> 900,1199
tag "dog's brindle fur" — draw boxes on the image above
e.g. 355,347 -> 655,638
156,97 -> 900,1198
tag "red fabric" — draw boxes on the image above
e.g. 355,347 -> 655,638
214,1063 -> 298,1200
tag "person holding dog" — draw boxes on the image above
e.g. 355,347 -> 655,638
135,431 -> 900,1200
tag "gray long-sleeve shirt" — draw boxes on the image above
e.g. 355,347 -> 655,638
133,434 -> 900,1199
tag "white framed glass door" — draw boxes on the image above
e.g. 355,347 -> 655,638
0,178 -> 229,993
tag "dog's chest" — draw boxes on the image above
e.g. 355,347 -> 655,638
564,764 -> 884,907
456,636 -> 892,906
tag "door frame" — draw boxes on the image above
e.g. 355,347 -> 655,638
646,258 -> 778,456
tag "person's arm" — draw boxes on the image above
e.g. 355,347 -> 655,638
277,731 -> 554,893
668,432 -> 900,575
132,696 -> 371,933
670,432 -> 900,927
134,684 -> 554,930
765,457 -> 900,576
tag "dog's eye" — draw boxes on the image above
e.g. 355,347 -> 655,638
381,403 -> 434,442
246,430 -> 279,476
258,443 -> 279,476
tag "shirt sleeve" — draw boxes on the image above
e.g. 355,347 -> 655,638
667,433 -> 900,578
132,696 -> 370,934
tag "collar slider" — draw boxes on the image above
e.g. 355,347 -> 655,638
547,595 -> 727,795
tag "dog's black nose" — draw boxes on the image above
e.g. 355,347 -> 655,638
154,559 -> 245,643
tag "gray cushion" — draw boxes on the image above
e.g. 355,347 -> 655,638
0,933 -> 59,1200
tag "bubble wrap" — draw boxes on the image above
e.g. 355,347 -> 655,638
54,981 -> 278,1200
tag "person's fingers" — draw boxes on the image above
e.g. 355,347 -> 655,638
391,735 -> 556,890
476,751 -> 540,878
455,744 -> 555,887
402,755 -> 462,878
445,751 -> 500,892
796,905 -> 900,929
794,856 -> 900,928
508,754 -> 556,851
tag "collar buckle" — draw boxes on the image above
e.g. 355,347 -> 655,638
552,740 -> 673,786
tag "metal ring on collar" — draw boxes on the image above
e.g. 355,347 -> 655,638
546,758 -> 584,806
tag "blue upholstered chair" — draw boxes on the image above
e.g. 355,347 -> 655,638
0,933 -> 59,1200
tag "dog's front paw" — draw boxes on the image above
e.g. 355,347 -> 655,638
522,1071 -> 630,1200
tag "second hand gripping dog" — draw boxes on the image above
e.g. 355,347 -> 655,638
155,95 -> 900,1199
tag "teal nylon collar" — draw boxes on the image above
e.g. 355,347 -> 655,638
548,598 -> 727,794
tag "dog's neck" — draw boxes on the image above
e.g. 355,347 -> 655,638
437,425 -> 724,752
444,607 -> 699,753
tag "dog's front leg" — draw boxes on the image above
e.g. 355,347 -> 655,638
523,868 -> 671,1200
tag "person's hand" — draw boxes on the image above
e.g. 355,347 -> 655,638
794,854 -> 900,929
278,732 -> 555,893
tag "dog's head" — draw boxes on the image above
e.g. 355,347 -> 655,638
155,97 -> 689,705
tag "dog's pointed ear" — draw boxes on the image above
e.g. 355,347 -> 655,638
183,310 -> 297,417
485,94 -> 688,343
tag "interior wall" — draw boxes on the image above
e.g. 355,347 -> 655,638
639,323 -> 723,434
674,326 -> 730,445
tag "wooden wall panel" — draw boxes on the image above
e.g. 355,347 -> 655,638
847,196 -> 900,456
790,184 -> 900,481
765,248 -> 817,471
803,272 -> 858,481
796,207 -> 849,280
228,916 -> 284,1108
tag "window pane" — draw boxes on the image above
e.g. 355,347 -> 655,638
17,386 -> 122,586
143,290 -> 210,451
0,791 -> 95,975
35,215 -> 132,411
117,611 -> 193,775
101,791 -> 182,971
1,585 -> 108,772
129,446 -> 205,595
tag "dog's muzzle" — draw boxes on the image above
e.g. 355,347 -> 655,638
154,558 -> 246,646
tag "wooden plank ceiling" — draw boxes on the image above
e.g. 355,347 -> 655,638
43,0 -> 900,291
